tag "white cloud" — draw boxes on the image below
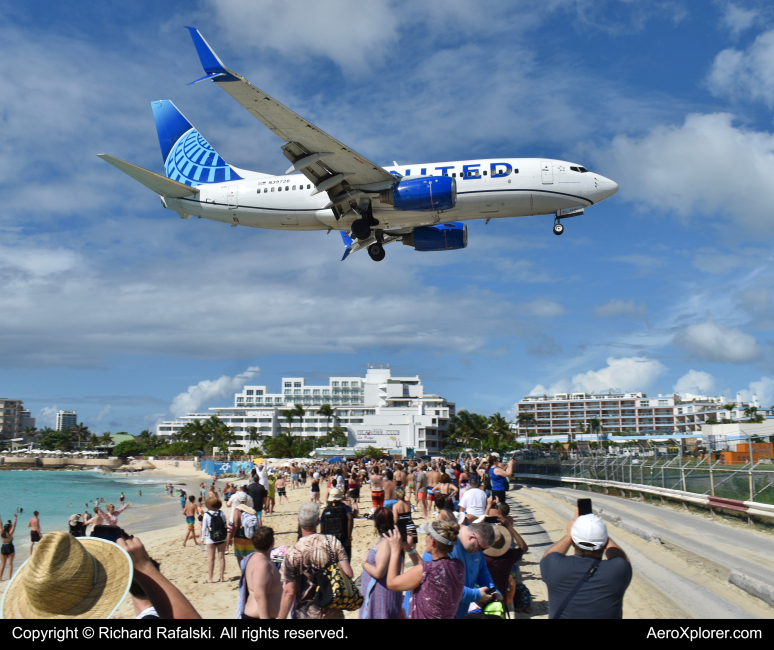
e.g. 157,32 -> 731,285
674,370 -> 717,395
611,255 -> 666,272
36,406 -> 58,429
95,405 -> 112,422
595,299 -> 646,319
519,300 -> 565,317
718,2 -> 760,37
738,376 -> 774,407
525,357 -> 666,400
169,367 -> 261,418
674,318 -> 762,363
570,357 -> 667,393
708,28 -> 774,105
589,113 -> 774,230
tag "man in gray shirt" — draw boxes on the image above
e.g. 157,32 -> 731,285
540,512 -> 631,619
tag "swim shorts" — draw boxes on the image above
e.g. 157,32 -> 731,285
372,492 -> 385,508
186,516 -> 195,529
417,492 -> 427,501
278,489 -> 286,497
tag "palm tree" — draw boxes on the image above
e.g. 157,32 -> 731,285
317,404 -> 335,435
23,425 -> 38,445
517,413 -> 536,441
246,426 -> 261,451
264,432 -> 312,458
70,422 -> 90,449
283,404 -> 305,435
588,418 -> 602,450
575,420 -> 585,442
99,432 -> 113,449
86,434 -> 100,450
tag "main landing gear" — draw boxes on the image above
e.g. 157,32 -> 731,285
553,219 -> 564,236
368,242 -> 385,262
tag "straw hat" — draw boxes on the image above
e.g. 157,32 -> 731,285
484,525 -> 513,558
327,487 -> 344,501
1,531 -> 132,619
234,503 -> 256,515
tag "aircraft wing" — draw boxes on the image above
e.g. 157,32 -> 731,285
186,28 -> 397,195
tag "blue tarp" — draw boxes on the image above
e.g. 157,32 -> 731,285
201,460 -> 255,476
327,456 -> 343,463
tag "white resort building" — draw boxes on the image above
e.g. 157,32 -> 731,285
156,365 -> 455,456
514,391 -> 769,438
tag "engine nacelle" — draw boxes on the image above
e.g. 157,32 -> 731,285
402,222 -> 467,251
380,176 -> 456,212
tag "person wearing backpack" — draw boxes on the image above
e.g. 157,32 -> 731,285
202,497 -> 227,583
228,503 -> 259,571
319,488 -> 353,560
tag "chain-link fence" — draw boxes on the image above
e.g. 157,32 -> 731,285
512,455 -> 774,505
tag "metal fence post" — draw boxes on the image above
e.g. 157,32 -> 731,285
710,458 -> 715,497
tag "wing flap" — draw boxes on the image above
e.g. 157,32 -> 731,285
97,154 -> 199,198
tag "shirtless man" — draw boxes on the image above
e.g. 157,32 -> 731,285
28,511 -> 42,554
426,464 -> 441,507
382,470 -> 397,509
242,527 -> 282,619
182,495 -> 200,547
393,463 -> 406,489
415,465 -> 429,519
84,506 -> 105,536
370,467 -> 384,510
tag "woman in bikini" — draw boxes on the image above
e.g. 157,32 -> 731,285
1,514 -> 18,581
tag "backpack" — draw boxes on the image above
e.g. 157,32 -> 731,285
322,503 -> 348,543
207,510 -> 227,543
484,471 -> 492,491
240,511 -> 258,538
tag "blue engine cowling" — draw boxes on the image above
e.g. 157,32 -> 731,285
402,222 -> 467,251
380,176 -> 457,211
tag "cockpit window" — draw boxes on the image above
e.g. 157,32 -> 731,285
570,166 -> 589,173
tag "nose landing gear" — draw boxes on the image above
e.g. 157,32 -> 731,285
553,220 -> 564,236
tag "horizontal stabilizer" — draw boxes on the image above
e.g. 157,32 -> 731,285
97,154 -> 199,198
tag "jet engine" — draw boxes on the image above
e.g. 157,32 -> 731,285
402,222 -> 467,251
380,176 -> 456,212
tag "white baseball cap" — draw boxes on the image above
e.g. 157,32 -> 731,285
570,514 -> 608,551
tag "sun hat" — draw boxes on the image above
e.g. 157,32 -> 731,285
570,514 -> 608,551
1,531 -> 132,619
484,525 -> 513,558
234,503 -> 256,515
327,487 -> 344,501
68,514 -> 81,523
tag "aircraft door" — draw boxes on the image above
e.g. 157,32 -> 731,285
227,185 -> 238,208
540,161 -> 553,184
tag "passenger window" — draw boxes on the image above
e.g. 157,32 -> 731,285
483,171 -> 487,175
293,185 -> 296,190
307,184 -> 311,189
285,186 -> 289,191
452,173 -> 456,177
515,169 -> 519,174
271,187 -> 275,192
264,188 -> 268,192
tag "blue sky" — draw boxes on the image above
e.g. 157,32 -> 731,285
4,0 -> 774,433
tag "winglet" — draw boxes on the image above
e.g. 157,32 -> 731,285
340,231 -> 353,261
185,27 -> 239,82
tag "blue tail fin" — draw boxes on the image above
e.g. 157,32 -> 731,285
151,99 -> 242,186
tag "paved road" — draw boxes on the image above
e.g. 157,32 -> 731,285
513,485 -> 774,618
530,485 -> 774,586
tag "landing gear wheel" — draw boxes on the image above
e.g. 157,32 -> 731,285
351,218 -> 371,240
553,222 -> 564,236
368,242 -> 386,261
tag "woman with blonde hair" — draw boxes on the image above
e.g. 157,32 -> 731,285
384,519 -> 464,619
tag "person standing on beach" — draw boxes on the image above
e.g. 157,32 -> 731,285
246,477 -> 267,526
119,492 -> 125,506
416,465 -> 429,519
275,474 -> 289,506
1,514 -> 18,581
84,507 -> 105,535
370,468 -> 384,510
182,496 -> 200,547
238,527 -> 281,619
202,497 -> 227,583
267,474 -> 276,516
28,511 -> 42,554
96,502 -> 130,525
278,502 -> 353,620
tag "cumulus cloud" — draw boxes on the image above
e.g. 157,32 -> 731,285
708,28 -> 774,106
674,370 -> 717,395
36,406 -> 58,429
570,357 -> 667,393
674,318 -> 762,363
589,113 -> 774,230
526,357 -> 667,398
169,367 -> 261,418
595,299 -> 646,319
738,376 -> 774,407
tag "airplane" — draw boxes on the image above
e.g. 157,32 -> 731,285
99,28 -> 618,262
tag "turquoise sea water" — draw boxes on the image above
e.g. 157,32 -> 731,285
0,470 -> 176,536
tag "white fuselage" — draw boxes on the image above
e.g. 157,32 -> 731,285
163,157 -> 618,231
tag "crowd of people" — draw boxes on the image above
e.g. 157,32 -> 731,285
0,454 -> 632,619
